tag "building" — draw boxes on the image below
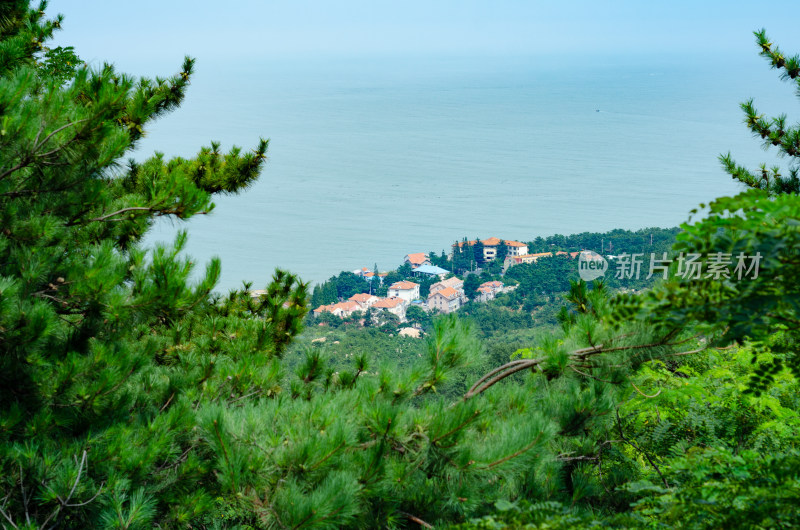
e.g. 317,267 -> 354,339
404,253 -> 432,269
476,280 -> 504,302
349,293 -> 379,310
364,271 -> 388,283
388,281 -> 420,303
372,296 -> 406,321
411,264 -> 450,279
427,286 -> 462,313
313,300 -> 362,318
430,277 -> 464,296
313,304 -> 343,318
454,237 -> 530,263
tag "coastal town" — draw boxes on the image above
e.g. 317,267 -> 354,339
310,237 -> 581,323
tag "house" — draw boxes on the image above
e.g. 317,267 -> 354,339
313,304 -> 340,317
349,293 -> 379,310
372,296 -> 406,321
404,253 -> 432,269
313,300 -> 361,318
411,264 -> 450,279
427,286 -> 462,314
476,280 -> 504,302
454,237 -> 530,262
364,271 -> 388,283
430,277 -> 464,297
388,281 -> 420,303
475,285 -> 494,302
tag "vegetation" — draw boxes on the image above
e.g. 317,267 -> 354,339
1,3 -> 799,528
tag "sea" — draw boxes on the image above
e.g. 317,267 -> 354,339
136,52 -> 797,291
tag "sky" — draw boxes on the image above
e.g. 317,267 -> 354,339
51,1 -> 800,71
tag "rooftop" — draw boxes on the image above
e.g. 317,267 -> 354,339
429,286 -> 459,300
413,264 -> 450,275
373,297 -> 405,309
390,280 -> 419,290
405,253 -> 429,265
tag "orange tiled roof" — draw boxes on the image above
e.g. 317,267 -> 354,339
456,237 -> 526,248
390,281 -> 419,290
373,297 -> 405,309
429,286 -> 459,300
349,293 -> 377,303
480,280 -> 503,289
405,253 -> 429,265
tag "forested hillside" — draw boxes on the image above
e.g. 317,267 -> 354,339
1,3 -> 798,528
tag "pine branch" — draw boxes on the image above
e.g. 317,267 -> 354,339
465,330 -> 694,400
401,512 -> 433,529
307,441 -> 346,472
431,409 -> 481,445
484,432 -> 543,470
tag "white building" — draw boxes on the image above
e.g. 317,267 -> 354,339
349,293 -> 379,310
388,281 -> 420,304
372,296 -> 406,321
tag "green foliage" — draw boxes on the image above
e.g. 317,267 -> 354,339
0,3 -> 305,527
629,448 -> 800,529
463,273 -> 481,301
37,45 -> 83,85
525,227 -> 679,255
5,7 -> 800,527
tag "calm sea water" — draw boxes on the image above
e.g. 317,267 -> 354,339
138,53 -> 796,290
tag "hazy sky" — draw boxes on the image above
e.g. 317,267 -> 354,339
51,1 -> 800,69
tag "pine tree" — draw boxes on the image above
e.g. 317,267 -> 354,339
0,3 -> 309,526
720,29 -> 800,195
496,239 -> 509,264
473,237 -> 485,267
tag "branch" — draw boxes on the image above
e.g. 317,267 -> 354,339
401,512 -> 433,529
484,432 -> 542,470
0,119 -> 90,181
64,451 -> 87,504
630,382 -> 662,399
664,347 -> 706,358
19,465 -> 30,526
615,408 -> 669,489
464,331 -> 700,401
88,207 -> 154,222
464,358 -> 540,400
0,504 -> 18,529
570,366 -> 616,383
307,441 -> 346,472
431,410 -> 481,445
